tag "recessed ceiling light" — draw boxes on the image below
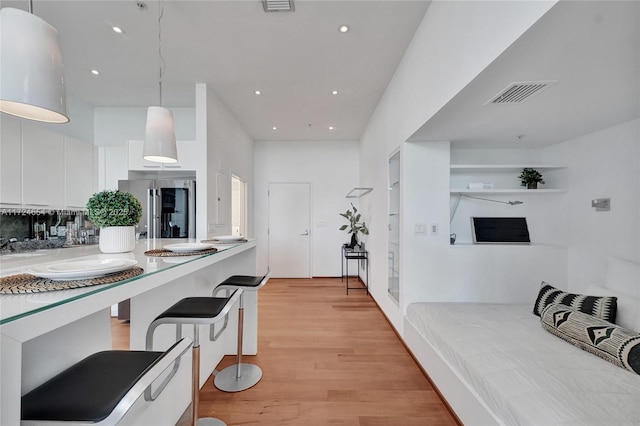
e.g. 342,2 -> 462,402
112,26 -> 123,34
90,69 -> 100,75
272,126 -> 277,130
329,126 -> 334,130
339,25 -> 349,33
254,90 -> 261,95
331,90 -> 339,95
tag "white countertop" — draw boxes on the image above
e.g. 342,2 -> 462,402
0,238 -> 253,325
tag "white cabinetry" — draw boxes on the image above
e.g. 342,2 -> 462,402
0,118 -> 95,210
64,136 -> 96,209
22,124 -> 64,208
450,164 -> 567,194
101,146 -> 128,190
128,140 -> 198,171
0,115 -> 22,205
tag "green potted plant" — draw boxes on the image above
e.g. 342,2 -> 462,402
339,203 -> 369,248
519,168 -> 545,189
86,190 -> 143,253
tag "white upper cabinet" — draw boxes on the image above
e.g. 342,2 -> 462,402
22,123 -> 64,208
64,136 -> 96,209
1,118 -> 96,209
0,115 -> 22,205
128,140 -> 198,171
101,146 -> 128,190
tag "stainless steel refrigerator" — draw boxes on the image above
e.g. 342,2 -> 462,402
118,179 -> 195,239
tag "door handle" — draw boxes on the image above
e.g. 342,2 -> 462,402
301,230 -> 309,236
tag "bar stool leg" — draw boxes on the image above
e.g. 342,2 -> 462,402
192,325 -> 226,426
214,293 -> 262,392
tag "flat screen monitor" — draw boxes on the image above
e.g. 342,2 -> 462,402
471,217 -> 530,244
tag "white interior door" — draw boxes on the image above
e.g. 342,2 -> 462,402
268,183 -> 311,278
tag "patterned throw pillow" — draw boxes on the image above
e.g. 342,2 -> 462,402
533,282 -> 617,323
541,304 -> 640,375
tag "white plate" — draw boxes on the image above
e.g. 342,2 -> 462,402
212,235 -> 245,243
163,243 -> 215,253
29,259 -> 138,281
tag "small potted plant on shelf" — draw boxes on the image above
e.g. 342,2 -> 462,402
339,203 -> 369,249
86,190 -> 143,253
519,168 -> 545,189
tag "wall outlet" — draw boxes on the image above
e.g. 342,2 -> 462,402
415,224 -> 427,236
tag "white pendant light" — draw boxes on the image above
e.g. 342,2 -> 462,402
143,1 -> 177,163
0,6 -> 69,123
144,106 -> 177,162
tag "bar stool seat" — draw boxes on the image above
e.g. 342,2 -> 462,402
213,271 -> 271,392
146,290 -> 242,426
21,337 -> 192,426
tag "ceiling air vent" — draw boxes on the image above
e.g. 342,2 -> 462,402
262,0 -> 295,12
485,80 -> 558,105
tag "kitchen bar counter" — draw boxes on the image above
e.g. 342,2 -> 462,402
0,238 -> 257,425
0,239 -> 250,324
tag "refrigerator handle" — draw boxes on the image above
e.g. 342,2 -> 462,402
152,189 -> 159,238
147,189 -> 154,238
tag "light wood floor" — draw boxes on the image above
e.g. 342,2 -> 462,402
112,277 -> 459,426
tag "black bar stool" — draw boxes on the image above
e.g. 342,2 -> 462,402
146,289 -> 242,426
212,271 -> 271,392
21,337 -> 192,426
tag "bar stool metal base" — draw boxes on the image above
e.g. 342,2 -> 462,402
214,363 -> 263,392
197,418 -> 227,426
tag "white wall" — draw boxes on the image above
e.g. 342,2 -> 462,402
196,84 -> 254,241
543,118 -> 640,292
254,140 -> 360,277
359,1 -> 557,331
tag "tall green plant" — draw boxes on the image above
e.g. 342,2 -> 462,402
339,203 -> 369,237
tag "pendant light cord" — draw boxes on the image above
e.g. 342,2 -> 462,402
28,0 -> 33,14
157,0 -> 166,107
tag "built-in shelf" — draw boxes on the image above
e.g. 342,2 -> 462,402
451,164 -> 568,173
388,150 -> 400,304
450,163 -> 568,194
451,188 -> 566,194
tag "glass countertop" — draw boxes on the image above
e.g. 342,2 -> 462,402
0,239 -> 252,325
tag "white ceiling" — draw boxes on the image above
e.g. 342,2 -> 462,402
3,0 -> 430,142
409,1 -> 640,148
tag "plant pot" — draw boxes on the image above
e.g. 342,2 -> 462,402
347,233 -> 358,249
527,182 -> 538,189
99,226 -> 136,253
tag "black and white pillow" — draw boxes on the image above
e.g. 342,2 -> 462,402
533,282 -> 617,323
541,304 -> 640,375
